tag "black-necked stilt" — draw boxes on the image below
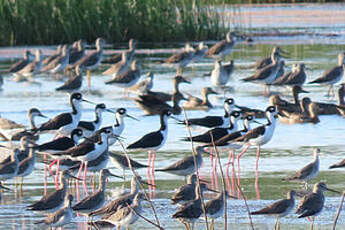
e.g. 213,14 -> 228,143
34,194 -> 74,228
183,87 -> 218,111
251,190 -> 296,230
92,193 -> 145,229
206,31 -> 236,59
127,110 -> 172,173
282,148 -> 320,189
55,65 -> 83,92
182,111 -> 242,143
27,171 -> 79,213
180,98 -> 236,128
7,50 -> 34,73
78,103 -> 114,137
72,169 -> 122,217
296,182 -> 340,229
33,92 -> 93,136
309,52 -> 345,97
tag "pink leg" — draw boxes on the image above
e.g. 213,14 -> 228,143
54,159 -> 60,190
83,162 -> 89,196
48,159 -> 58,183
225,151 -> 231,193
44,154 -> 47,196
147,151 -> 152,198
76,162 -> 83,201
231,150 -> 236,194
151,151 -> 156,198
214,153 -> 219,190
255,146 -> 261,200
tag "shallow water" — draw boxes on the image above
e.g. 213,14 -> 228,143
1,4 -> 345,230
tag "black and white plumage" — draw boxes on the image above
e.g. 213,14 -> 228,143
180,98 -> 236,128
309,52 -> 345,96
182,110 -> 242,143
127,110 -> 171,151
78,103 -> 114,137
33,93 -> 92,136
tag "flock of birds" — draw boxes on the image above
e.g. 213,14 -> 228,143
0,31 -> 344,230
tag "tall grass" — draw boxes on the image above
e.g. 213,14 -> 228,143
0,0 -> 230,46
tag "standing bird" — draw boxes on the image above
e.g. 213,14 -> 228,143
309,52 -> 345,97
109,151 -> 147,179
42,45 -> 62,66
282,148 -> 320,189
33,92 -> 93,136
35,194 -> 74,229
250,190 -> 296,230
69,39 -> 86,66
102,52 -> 130,79
7,50 -> 34,73
191,41 -> 208,63
296,182 -> 340,229
253,46 -> 288,70
72,169 -> 122,216
206,31 -> 236,59
129,72 -> 154,94
16,148 -> 37,189
55,65 -> 83,92
41,44 -> 70,75
206,191 -> 234,229
13,49 -> 42,79
0,147 -> 20,186
273,63 -> 307,87
92,193 -> 145,229
183,87 -> 218,111
102,38 -> 137,64
74,38 -> 105,87
210,59 -> 234,88
162,43 -> 194,72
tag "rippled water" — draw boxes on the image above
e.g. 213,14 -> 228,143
1,5 -> 345,230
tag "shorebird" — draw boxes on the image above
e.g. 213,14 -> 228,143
128,72 -> 154,94
155,146 -> 209,178
78,103 -> 114,137
296,182 -> 340,228
102,38 -> 137,64
33,92 -> 93,136
92,193 -> 145,229
89,108 -> 137,146
7,50 -> 34,73
250,190 -> 296,230
72,169 -> 122,216
41,44 -> 70,74
16,147 -> 36,189
210,59 -> 234,88
89,176 -> 148,217
242,53 -> 283,95
0,107 -> 46,141
68,39 -> 86,66
35,194 -> 74,229
42,45 -> 62,66
13,49 -> 42,79
182,111 -> 242,144
191,41 -> 208,62
0,147 -> 20,185
134,92 -> 185,115
162,43 -> 194,72
55,65 -> 83,92
127,110 -> 172,172
282,148 -> 320,189
183,87 -> 218,111
146,75 -> 191,102
329,154 -> 345,169
180,98 -> 236,128
273,63 -> 307,87
314,83 -> 345,115
27,171 -> 79,213
1,136 -> 33,163
309,52 -> 345,97
172,183 -> 204,230
104,59 -> 141,92
272,63 -> 298,86
206,191 -> 235,229
206,31 -> 236,59
102,52 -> 130,79
269,85 -> 309,114
109,151 -> 147,178
280,99 -> 320,124
253,46 -> 288,70
74,38 -> 105,87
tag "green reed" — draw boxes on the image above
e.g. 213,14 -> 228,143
0,0 -> 231,46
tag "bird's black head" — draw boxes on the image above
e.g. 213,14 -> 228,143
162,109 -> 172,117
96,103 -> 106,110
245,115 -> 254,121
230,111 -> 241,118
71,92 -> 82,101
71,128 -> 83,138
224,98 -> 234,105
99,127 -> 113,134
117,108 -> 127,115
266,106 -> 276,113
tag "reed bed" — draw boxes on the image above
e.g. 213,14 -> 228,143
0,0 -> 229,46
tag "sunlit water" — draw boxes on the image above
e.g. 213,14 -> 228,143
1,5 -> 345,230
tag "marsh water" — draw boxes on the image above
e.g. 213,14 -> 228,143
1,3 -> 345,230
